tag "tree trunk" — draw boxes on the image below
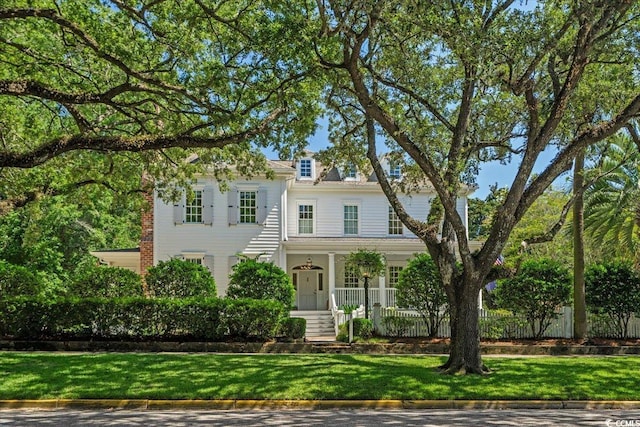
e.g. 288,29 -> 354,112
440,280 -> 488,375
573,150 -> 588,339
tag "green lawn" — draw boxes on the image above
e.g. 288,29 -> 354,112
1,352 -> 639,401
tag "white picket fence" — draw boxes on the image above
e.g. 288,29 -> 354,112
372,306 -> 640,339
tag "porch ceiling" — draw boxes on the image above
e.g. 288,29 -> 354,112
283,237 -> 484,255
283,237 -> 426,254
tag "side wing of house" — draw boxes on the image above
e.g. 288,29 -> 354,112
153,175 -> 289,295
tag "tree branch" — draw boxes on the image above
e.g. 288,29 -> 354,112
0,108 -> 283,168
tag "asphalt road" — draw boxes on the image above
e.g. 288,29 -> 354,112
1,409 -> 640,426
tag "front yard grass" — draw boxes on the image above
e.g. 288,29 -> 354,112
1,352 -> 638,401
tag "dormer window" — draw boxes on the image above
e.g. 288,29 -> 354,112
298,158 -> 313,180
346,164 -> 357,179
389,161 -> 401,179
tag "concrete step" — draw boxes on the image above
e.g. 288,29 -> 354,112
290,310 -> 335,338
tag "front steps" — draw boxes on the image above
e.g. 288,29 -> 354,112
290,310 -> 335,339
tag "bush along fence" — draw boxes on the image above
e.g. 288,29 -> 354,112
371,306 -> 640,339
0,297 -> 306,342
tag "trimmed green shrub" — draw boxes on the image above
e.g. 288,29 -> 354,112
0,297 -> 282,341
227,258 -> 294,308
280,317 -> 306,340
494,258 -> 571,338
0,260 -> 44,298
586,261 -> 640,339
146,259 -> 216,298
69,266 -> 144,298
396,253 -> 448,337
223,298 -> 287,340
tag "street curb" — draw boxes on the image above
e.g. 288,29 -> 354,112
2,399 -> 640,410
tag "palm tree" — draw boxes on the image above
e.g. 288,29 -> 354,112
584,138 -> 639,266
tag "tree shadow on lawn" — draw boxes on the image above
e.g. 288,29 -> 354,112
0,353 -> 638,401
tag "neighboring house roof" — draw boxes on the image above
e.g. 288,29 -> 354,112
90,248 -> 141,273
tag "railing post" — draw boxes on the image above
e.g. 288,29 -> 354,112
378,276 -> 386,307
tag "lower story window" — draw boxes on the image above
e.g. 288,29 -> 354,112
344,269 -> 360,288
388,265 -> 403,287
184,257 -> 202,265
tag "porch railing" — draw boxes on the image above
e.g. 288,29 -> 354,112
334,287 -> 396,309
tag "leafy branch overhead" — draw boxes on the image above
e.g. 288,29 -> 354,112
0,1 -> 321,205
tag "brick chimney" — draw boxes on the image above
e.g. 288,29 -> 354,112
140,176 -> 154,280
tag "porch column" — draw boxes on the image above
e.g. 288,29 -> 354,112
378,275 -> 387,308
328,252 -> 336,306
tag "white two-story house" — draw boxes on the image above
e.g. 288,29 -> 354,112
133,153 -> 478,314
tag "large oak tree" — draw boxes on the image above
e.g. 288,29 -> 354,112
314,0 -> 640,373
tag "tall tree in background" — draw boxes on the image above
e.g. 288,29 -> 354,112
584,137 -> 640,266
315,1 -> 640,373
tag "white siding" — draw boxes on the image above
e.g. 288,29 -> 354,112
154,177 -> 284,294
287,186 -> 469,239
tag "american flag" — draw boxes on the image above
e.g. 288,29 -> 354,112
494,255 -> 504,266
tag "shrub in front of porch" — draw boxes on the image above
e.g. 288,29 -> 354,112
395,253 -> 448,338
227,258 -> 294,309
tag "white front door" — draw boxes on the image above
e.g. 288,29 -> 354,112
298,271 -> 317,310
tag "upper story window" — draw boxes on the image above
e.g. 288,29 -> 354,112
185,190 -> 203,223
298,203 -> 314,235
239,190 -> 257,224
343,204 -> 359,235
388,265 -> 403,287
389,161 -> 401,179
174,187 -> 213,225
228,187 -> 267,226
298,158 -> 313,179
388,206 -> 403,235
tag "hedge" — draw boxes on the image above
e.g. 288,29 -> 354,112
0,297 -> 287,341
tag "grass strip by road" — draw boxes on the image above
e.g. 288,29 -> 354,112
1,352 -> 638,401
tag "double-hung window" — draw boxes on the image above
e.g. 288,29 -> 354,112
239,190 -> 257,224
298,203 -> 314,235
343,204 -> 359,235
388,206 -> 403,235
388,265 -> 403,287
344,269 -> 360,288
185,190 -> 203,223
